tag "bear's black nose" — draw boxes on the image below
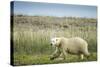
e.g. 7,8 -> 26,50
50,43 -> 52,46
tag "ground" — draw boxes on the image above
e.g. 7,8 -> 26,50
14,52 -> 97,66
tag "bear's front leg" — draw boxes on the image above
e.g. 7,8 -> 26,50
50,47 -> 61,60
62,49 -> 67,60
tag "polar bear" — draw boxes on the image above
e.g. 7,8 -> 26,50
50,37 -> 90,60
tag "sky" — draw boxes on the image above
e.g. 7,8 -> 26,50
12,1 -> 97,18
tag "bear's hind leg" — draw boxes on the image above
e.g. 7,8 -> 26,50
80,54 -> 84,60
83,50 -> 90,59
78,54 -> 84,60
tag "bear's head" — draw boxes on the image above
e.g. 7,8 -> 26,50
50,37 -> 61,47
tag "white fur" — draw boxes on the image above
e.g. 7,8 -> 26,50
51,37 -> 60,46
50,37 -> 90,60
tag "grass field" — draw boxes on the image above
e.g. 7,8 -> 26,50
12,15 -> 97,66
14,53 -> 97,66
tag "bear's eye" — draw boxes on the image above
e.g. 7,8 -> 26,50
56,39 -> 58,41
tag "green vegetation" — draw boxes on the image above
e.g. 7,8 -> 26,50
12,15 -> 97,66
14,53 -> 97,66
